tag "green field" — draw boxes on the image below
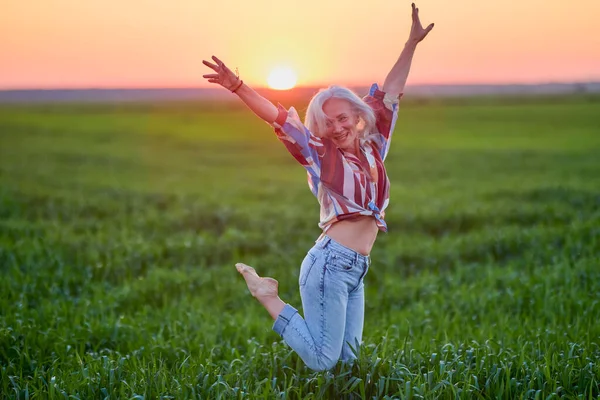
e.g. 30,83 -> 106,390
1,96 -> 599,399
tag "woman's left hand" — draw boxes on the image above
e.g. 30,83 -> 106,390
408,3 -> 434,44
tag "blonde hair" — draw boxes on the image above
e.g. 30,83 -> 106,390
305,86 -> 376,139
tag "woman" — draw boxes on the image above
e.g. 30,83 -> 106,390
202,3 -> 433,371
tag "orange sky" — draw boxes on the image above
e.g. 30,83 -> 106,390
1,0 -> 599,89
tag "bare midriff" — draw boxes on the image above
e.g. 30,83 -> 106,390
323,216 -> 379,256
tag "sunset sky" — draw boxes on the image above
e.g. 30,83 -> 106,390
1,0 -> 599,89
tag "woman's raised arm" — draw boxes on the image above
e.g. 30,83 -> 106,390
203,56 -> 279,124
382,3 -> 434,98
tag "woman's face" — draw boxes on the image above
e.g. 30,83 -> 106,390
322,97 -> 360,152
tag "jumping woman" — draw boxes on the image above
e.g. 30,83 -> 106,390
202,3 -> 433,371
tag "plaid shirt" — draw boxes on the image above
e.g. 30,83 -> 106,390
272,83 -> 400,232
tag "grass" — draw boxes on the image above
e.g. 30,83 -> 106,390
0,95 -> 599,399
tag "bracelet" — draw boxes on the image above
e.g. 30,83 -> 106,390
231,79 -> 244,93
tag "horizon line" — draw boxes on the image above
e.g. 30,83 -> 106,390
1,79 -> 600,92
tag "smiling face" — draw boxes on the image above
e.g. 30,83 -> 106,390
322,97 -> 360,152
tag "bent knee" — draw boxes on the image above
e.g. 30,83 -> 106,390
306,354 -> 338,372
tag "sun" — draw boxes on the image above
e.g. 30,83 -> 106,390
267,67 -> 297,90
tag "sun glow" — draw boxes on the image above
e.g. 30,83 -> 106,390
267,67 -> 298,90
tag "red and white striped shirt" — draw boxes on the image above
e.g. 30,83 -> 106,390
272,83 -> 400,232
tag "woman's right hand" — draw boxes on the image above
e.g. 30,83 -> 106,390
202,55 -> 279,123
202,56 -> 240,91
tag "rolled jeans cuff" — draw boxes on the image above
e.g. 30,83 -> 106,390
272,304 -> 298,335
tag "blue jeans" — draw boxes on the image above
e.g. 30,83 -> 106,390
272,235 -> 370,371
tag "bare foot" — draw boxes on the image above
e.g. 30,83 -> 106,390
236,263 -> 286,320
235,263 -> 279,298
